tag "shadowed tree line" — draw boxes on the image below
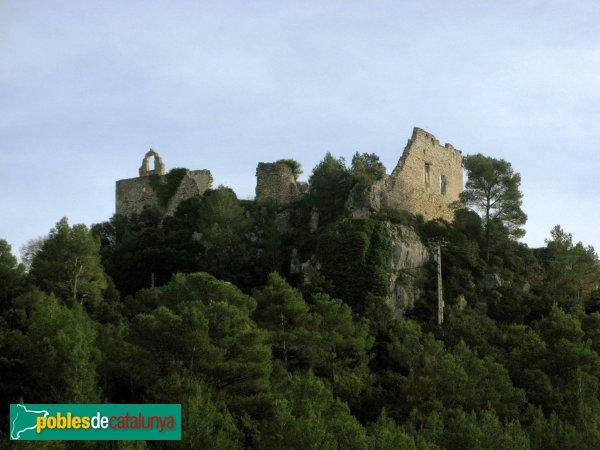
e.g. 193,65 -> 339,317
1,152 -> 599,449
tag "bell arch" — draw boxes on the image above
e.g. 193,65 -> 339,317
139,149 -> 165,176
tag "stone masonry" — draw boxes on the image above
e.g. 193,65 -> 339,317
116,150 -> 213,216
117,127 -> 462,221
116,177 -> 159,216
352,127 -> 463,221
139,149 -> 165,176
255,162 -> 301,205
163,170 -> 213,215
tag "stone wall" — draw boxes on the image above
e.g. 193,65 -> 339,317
352,127 -> 463,221
119,128 -> 462,220
382,127 -> 463,221
139,149 -> 165,176
255,162 -> 301,205
116,177 -> 159,216
116,150 -> 213,216
165,170 -> 213,215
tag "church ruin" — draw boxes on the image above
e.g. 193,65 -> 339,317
115,149 -> 213,216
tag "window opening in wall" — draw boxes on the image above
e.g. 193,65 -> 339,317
424,163 -> 431,187
439,175 -> 447,195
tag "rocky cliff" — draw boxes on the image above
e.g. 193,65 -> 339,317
385,223 -> 429,318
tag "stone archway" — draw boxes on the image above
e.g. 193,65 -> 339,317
139,149 -> 165,176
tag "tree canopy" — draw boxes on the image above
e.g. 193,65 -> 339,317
460,154 -> 527,261
30,217 -> 107,308
2,148 -> 599,448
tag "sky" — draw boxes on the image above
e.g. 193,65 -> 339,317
1,0 -> 599,259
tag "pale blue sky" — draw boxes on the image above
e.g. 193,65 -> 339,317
1,0 -> 599,258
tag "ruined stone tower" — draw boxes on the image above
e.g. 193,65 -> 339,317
255,162 -> 301,205
350,127 -> 463,221
115,149 -> 213,216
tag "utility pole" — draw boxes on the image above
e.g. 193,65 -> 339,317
436,244 -> 444,326
429,240 -> 445,326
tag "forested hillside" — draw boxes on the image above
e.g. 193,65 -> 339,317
1,152 -> 599,449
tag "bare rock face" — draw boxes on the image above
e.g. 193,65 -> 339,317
294,222 -> 428,320
481,273 -> 504,290
275,210 -> 292,234
300,256 -> 321,286
385,223 -> 429,319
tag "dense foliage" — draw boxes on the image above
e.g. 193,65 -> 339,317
1,152 -> 599,449
275,159 -> 303,180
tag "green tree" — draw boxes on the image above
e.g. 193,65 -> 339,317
96,320 -> 151,403
460,154 -> 527,261
307,153 -> 353,224
146,372 -> 243,450
526,406 -> 587,450
201,300 -> 272,409
156,271 -> 256,314
540,225 -> 599,309
307,293 -> 374,401
130,273 -> 272,418
257,371 -> 368,450
582,312 -> 600,354
24,294 -> 100,403
0,239 -> 25,310
443,308 -> 501,356
317,218 -> 390,314
30,217 -> 107,307
443,409 -> 530,450
503,324 -> 552,406
535,306 -> 600,382
366,411 -> 429,450
350,152 -> 386,188
20,236 -> 48,272
276,159 -> 303,180
516,306 -> 600,428
193,187 -> 255,284
92,207 -> 170,297
452,341 -> 526,420
0,316 -> 30,426
128,304 -> 213,386
253,273 -> 314,369
385,320 -> 525,422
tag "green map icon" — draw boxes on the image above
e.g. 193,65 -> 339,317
10,404 -> 49,440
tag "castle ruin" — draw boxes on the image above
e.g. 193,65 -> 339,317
255,162 -> 302,205
115,128 -> 463,221
350,127 -> 464,221
115,149 -> 213,216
